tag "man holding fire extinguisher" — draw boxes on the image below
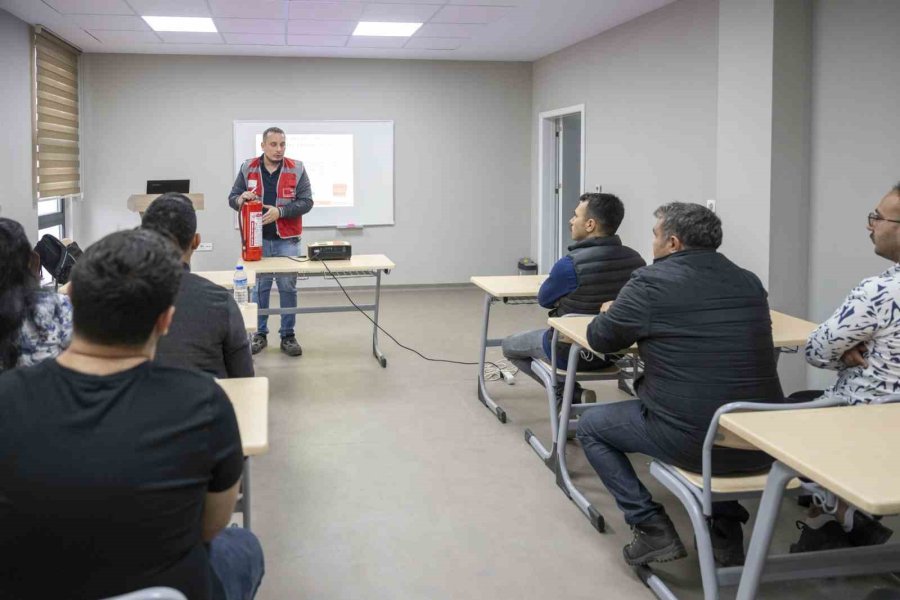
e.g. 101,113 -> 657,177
229,126 -> 313,357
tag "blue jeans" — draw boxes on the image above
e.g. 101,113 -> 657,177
252,237 -> 300,338
576,399 -> 746,526
209,526 -> 265,600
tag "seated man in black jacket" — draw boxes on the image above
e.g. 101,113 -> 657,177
576,202 -> 784,567
501,193 -> 645,402
143,193 -> 254,378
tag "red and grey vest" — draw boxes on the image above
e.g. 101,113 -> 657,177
241,156 -> 304,239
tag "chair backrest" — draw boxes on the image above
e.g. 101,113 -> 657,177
101,588 -> 187,600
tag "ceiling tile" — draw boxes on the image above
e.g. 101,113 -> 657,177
127,0 -> 210,17
403,37 -> 462,50
431,5 -> 513,24
414,23 -> 482,38
214,18 -> 284,34
359,3 -> 440,23
346,35 -> 407,49
223,33 -> 285,45
156,31 -> 224,43
289,2 -> 363,21
44,0 -> 133,15
73,15 -> 150,30
286,34 -> 348,47
208,0 -> 287,19
88,30 -> 161,44
288,20 -> 355,35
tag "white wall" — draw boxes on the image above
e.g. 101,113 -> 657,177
79,54 -> 533,284
807,0 -> 900,388
531,0 -> 719,264
0,9 -> 36,237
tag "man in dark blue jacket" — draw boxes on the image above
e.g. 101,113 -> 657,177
577,202 -> 783,567
501,193 -> 645,403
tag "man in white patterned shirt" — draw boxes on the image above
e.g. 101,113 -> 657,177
792,181 -> 900,552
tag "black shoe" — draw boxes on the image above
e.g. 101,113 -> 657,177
623,512 -> 688,566
848,512 -> 893,547
555,384 -> 597,411
789,520 -> 852,553
280,335 -> 303,357
250,333 -> 267,355
709,517 -> 745,567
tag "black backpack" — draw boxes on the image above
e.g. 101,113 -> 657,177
34,235 -> 82,285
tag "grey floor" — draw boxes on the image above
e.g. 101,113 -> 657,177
248,285 -> 900,600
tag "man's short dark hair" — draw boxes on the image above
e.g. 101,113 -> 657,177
141,192 -> 196,252
70,229 -> 183,346
262,126 -> 284,141
653,202 -> 723,250
893,181 -> 900,196
579,193 -> 625,235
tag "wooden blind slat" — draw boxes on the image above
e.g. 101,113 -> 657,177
37,121 -> 79,136
37,74 -> 77,96
37,105 -> 78,123
37,58 -> 76,82
36,89 -> 77,110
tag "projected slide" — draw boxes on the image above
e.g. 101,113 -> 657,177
255,133 -> 354,208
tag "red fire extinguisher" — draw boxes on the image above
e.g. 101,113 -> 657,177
239,199 -> 263,261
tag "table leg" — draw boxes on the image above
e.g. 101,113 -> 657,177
476,293 -> 507,423
525,329 -> 561,470
372,270 -> 387,368
735,460 -> 798,600
554,343 -> 605,533
242,458 -> 252,531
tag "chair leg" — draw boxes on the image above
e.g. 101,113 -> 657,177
525,359 -> 559,470
649,462 -> 720,600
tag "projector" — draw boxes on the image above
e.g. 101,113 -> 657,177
308,240 -> 352,261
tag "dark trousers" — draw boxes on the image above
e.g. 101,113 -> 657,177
576,399 -> 749,526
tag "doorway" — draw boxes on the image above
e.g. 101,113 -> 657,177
538,105 -> 584,272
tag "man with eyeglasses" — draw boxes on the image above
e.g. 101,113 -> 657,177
792,181 -> 900,553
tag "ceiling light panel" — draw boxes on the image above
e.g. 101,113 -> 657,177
129,0 -> 210,17
142,16 -> 218,32
353,22 -> 422,37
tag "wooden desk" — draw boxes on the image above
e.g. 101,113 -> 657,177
216,377 -> 269,530
240,254 -> 395,368
547,310 -> 818,352
470,275 -> 548,423
723,403 -> 900,598
545,309 -> 820,532
195,270 -> 257,289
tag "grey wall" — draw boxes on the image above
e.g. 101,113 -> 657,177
531,0 -> 719,264
79,54 -> 532,284
0,9 -> 36,237
807,0 -> 900,388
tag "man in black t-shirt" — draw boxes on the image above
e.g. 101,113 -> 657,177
0,229 -> 264,600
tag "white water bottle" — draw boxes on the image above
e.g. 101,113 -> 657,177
233,265 -> 249,305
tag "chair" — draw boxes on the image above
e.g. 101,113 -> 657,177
525,322 -> 636,533
102,588 -> 187,600
638,394 -> 900,599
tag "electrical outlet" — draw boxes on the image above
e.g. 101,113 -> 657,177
706,199 -> 716,213
594,185 -> 601,193
197,242 -> 213,252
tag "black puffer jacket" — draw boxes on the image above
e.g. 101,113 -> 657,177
555,236 -> 646,316
586,249 -> 784,471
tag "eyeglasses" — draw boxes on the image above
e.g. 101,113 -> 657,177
867,212 -> 900,227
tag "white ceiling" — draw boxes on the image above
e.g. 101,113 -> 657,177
0,0 -> 676,61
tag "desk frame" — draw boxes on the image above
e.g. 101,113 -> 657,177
252,264 -> 391,368
476,292 -> 541,423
